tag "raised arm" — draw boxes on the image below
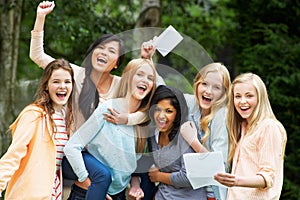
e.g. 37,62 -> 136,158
29,1 -> 56,69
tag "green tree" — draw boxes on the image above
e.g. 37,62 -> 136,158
225,0 -> 300,199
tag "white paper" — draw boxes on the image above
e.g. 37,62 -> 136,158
183,151 -> 226,189
153,25 -> 183,57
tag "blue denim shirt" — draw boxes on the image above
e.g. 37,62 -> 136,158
184,94 -> 228,200
64,98 -> 137,195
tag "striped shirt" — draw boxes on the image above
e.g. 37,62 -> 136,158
227,119 -> 286,200
52,109 -> 69,200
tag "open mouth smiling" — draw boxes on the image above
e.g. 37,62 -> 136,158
97,57 -> 107,64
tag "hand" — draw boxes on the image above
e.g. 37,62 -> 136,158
106,194 -> 113,200
127,185 -> 144,200
141,37 -> 157,59
148,166 -> 160,182
37,1 -> 55,16
180,121 -> 198,145
103,108 -> 128,125
214,172 -> 237,187
74,177 -> 91,190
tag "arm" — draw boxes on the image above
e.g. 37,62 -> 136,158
214,172 -> 266,188
148,167 -> 172,185
148,159 -> 191,188
209,107 -> 229,169
0,109 -> 40,193
64,107 -> 105,182
103,108 -> 149,126
180,121 -> 208,153
141,37 -> 165,86
128,176 -> 144,200
29,1 -> 56,69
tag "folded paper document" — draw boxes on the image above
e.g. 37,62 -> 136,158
153,25 -> 183,57
183,151 -> 226,189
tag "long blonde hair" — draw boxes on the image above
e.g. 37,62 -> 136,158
118,58 -> 157,153
194,63 -> 231,143
227,73 -> 285,165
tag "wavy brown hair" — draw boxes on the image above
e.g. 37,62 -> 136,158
34,58 -> 74,134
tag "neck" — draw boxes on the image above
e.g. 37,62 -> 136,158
90,71 -> 113,94
117,95 -> 141,114
128,95 -> 141,113
158,131 -> 170,147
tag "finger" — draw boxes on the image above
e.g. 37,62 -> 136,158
112,108 -> 120,114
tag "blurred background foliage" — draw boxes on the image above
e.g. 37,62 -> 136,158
2,0 -> 300,199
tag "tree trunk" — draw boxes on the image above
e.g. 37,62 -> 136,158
133,0 -> 161,54
0,0 -> 24,156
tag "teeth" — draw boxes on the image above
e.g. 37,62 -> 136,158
97,57 -> 107,63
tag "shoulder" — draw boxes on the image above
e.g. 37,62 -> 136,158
9,104 -> 46,130
184,93 -> 198,114
214,106 -> 228,118
113,75 -> 121,81
20,104 -> 45,117
257,118 -> 287,139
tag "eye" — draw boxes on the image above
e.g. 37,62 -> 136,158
148,76 -> 154,82
213,85 -> 221,90
109,49 -> 116,54
166,109 -> 174,114
154,107 -> 161,112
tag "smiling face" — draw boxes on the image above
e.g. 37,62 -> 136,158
233,81 -> 258,122
154,99 -> 177,135
47,68 -> 73,111
196,71 -> 224,115
91,40 -> 120,73
130,63 -> 155,101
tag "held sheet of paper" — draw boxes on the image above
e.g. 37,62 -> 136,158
183,151 -> 226,189
153,25 -> 183,57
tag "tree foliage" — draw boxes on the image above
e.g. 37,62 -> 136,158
2,0 -> 299,199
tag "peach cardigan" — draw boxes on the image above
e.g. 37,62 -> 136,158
0,105 -> 59,199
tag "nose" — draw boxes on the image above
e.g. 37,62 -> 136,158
158,110 -> 166,119
205,85 -> 212,94
240,96 -> 247,103
59,82 -> 66,88
142,76 -> 149,84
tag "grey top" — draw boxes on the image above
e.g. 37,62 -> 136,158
149,129 -> 207,200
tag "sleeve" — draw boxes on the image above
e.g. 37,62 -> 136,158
209,107 -> 229,171
183,94 -> 198,120
256,120 -> 286,189
170,134 -> 193,188
170,158 -> 192,188
29,31 -> 55,69
156,72 -> 165,86
63,105 -> 105,182
0,110 -> 40,191
127,111 -> 149,126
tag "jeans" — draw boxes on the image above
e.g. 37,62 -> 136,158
62,151 -> 112,200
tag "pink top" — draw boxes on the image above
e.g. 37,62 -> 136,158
227,118 -> 286,200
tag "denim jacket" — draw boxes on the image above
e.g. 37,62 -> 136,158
184,94 -> 228,200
